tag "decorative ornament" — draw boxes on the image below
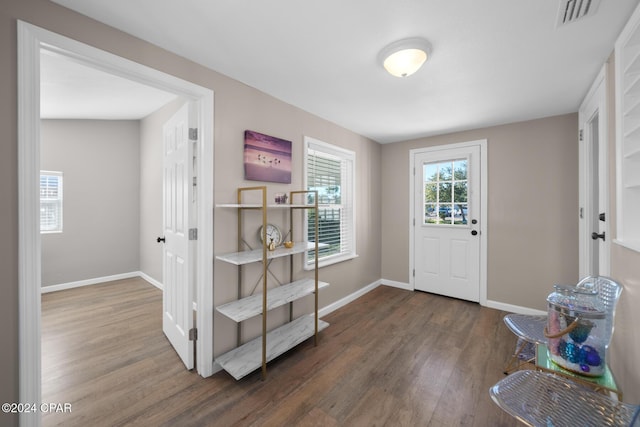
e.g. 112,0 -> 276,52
579,345 -> 602,366
569,320 -> 594,344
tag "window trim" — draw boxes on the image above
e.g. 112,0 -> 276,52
40,170 -> 63,234
303,136 -> 357,268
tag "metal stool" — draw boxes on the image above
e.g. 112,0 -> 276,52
503,313 -> 547,374
490,370 -> 640,426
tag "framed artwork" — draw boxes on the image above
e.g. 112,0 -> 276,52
243,130 -> 292,184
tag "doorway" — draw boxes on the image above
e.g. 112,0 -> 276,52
409,140 -> 488,304
578,65 -> 610,277
18,21 -> 214,425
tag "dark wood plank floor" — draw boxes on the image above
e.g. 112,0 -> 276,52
42,278 -> 519,426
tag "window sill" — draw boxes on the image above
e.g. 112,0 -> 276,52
304,253 -> 358,270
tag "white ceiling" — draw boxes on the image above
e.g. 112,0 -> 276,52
47,0 -> 639,143
41,50 -> 178,120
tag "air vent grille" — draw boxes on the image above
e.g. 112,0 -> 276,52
556,0 -> 601,27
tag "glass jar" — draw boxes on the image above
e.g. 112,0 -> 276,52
546,284 -> 607,376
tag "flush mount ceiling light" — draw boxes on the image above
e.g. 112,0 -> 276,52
378,37 -> 432,78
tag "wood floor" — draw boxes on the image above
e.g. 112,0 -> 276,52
42,278 -> 520,427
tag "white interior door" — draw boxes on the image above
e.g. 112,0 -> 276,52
413,145 -> 481,302
579,66 -> 609,277
162,102 -> 194,369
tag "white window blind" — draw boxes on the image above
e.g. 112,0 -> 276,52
305,137 -> 356,267
40,171 -> 63,233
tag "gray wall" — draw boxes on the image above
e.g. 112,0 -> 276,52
40,120 -> 141,286
41,99 -> 185,288
606,53 -> 640,402
1,2 -> 382,422
212,90 -> 383,355
2,1 -> 640,421
381,114 -> 580,309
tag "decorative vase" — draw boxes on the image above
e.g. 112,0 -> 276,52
545,285 -> 608,376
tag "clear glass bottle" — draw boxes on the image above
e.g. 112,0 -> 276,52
546,284 -> 607,376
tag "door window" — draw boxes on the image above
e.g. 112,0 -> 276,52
423,159 -> 468,225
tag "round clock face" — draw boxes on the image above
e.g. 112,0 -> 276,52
259,223 -> 282,246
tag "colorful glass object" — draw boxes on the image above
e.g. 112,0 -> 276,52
545,285 -> 607,377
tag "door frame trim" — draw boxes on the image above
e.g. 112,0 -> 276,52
409,139 -> 488,305
18,21 -> 215,426
578,64 -> 610,277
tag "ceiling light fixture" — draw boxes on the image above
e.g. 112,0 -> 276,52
378,37 -> 432,78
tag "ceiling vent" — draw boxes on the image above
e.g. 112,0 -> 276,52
556,0 -> 601,27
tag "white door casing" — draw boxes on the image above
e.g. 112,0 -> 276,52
579,65 -> 610,277
410,141 -> 487,304
162,103 -> 195,369
18,21 -> 215,427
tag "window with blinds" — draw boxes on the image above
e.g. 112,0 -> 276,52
40,171 -> 63,233
305,137 -> 356,267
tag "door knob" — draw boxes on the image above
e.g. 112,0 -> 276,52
591,232 -> 605,241
157,236 -> 166,243
471,230 -> 478,236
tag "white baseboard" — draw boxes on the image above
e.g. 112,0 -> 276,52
318,279 -> 382,318
485,299 -> 546,316
138,272 -> 163,290
44,272 -> 545,324
138,275 -> 197,309
41,272 -> 202,313
316,278 -> 546,318
42,271 -> 163,294
380,279 -> 413,291
41,271 -> 141,293
380,279 -> 545,315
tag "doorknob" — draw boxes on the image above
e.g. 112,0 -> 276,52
157,236 -> 166,243
471,230 -> 478,236
591,232 -> 605,241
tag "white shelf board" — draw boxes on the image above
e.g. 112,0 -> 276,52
216,203 -> 315,209
216,279 -> 329,322
623,143 -> 640,159
267,204 -> 315,209
625,72 -> 640,97
216,203 -> 262,208
216,316 -> 329,380
215,242 -> 325,265
614,238 -> 640,254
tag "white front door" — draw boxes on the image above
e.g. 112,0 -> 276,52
579,66 -> 609,277
162,102 -> 195,369
413,144 -> 482,302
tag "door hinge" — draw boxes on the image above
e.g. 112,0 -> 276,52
189,128 -> 198,140
579,129 -> 584,141
412,269 -> 415,277
189,228 -> 198,240
189,328 -> 197,341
